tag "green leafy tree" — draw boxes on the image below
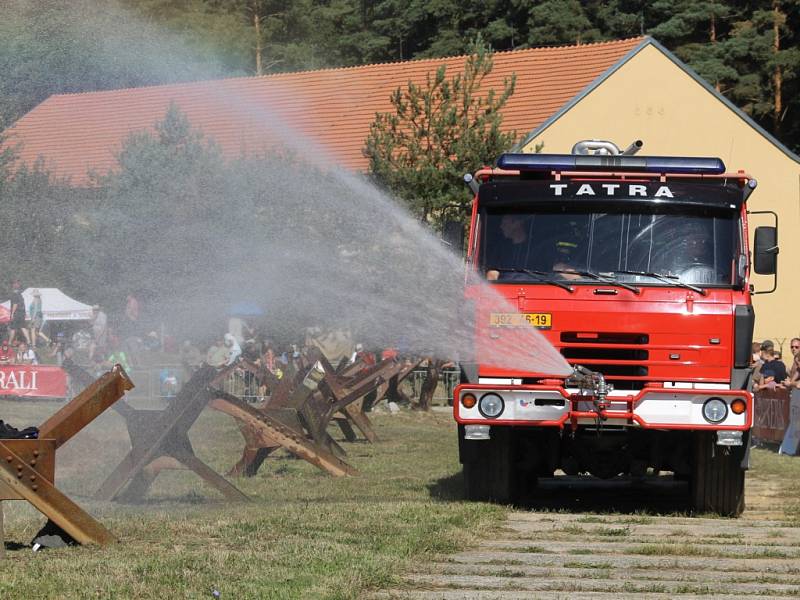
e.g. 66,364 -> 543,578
78,103 -> 234,309
0,157 -> 75,290
0,0 -> 229,124
713,1 -> 800,138
590,0 -> 647,39
649,1 -> 739,91
364,37 -> 517,227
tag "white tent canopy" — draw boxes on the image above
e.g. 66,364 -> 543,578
2,288 -> 94,321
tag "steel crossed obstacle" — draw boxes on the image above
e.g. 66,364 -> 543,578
0,354 -> 428,553
64,359 -> 356,503
212,351 -> 420,477
59,352 -> 419,505
0,365 -> 133,547
92,364 -> 252,503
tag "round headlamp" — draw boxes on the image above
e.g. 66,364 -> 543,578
478,393 -> 505,419
702,397 -> 728,423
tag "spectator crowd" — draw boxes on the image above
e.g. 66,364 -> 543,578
750,337 -> 800,392
0,277 -> 410,404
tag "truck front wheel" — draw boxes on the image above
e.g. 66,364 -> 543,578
690,431 -> 746,517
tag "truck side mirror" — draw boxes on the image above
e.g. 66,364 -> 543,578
442,220 -> 465,255
753,226 -> 778,275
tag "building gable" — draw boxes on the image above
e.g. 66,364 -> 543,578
519,38 -> 800,166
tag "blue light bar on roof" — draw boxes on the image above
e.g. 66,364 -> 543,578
497,153 -> 726,174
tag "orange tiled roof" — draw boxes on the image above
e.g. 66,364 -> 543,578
6,37 -> 645,185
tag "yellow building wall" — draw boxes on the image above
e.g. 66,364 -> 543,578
522,43 -> 800,353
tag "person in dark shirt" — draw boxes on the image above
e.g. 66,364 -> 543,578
761,354 -> 788,381
486,215 -> 531,280
755,347 -> 788,390
8,279 -> 29,345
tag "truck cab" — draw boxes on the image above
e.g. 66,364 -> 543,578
454,140 -> 778,516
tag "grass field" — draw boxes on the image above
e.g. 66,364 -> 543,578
2,397 -> 800,599
0,401 -> 504,599
748,442 -> 800,521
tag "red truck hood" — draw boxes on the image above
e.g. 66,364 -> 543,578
473,284 -> 739,386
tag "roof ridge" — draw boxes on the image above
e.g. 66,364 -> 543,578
48,36 -> 648,100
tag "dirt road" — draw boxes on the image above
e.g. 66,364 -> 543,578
374,473 -> 800,599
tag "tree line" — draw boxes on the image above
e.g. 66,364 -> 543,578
1,1 -> 799,147
0,1 -> 798,315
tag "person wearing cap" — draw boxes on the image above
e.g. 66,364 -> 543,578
7,280 -> 29,346
27,288 -> 48,348
752,340 -> 776,390
754,346 -> 787,391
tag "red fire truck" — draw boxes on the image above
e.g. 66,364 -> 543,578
454,140 -> 779,516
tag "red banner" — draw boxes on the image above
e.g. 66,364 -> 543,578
0,365 -> 67,398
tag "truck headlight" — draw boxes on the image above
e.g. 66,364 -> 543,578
479,393 -> 504,419
702,397 -> 728,423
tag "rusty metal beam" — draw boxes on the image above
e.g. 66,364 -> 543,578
94,365 -> 248,502
215,356 -> 421,476
212,391 -> 356,477
341,402 -> 378,443
39,365 -> 134,449
0,441 -> 114,545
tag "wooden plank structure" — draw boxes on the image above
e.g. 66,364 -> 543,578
0,365 -> 133,546
211,352 -> 420,477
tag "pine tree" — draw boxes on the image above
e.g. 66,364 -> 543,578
649,1 -> 737,91
525,0 -> 600,46
364,36 -> 517,227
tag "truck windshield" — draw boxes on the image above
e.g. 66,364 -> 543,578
478,205 -> 739,287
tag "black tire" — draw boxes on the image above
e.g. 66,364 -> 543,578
690,431 -> 745,517
463,428 -> 515,503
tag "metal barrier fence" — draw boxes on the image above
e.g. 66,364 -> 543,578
405,368 -> 460,405
123,366 -> 261,404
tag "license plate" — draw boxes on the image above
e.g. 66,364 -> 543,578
489,313 -> 552,329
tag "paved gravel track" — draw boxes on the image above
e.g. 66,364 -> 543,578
373,473 -> 800,599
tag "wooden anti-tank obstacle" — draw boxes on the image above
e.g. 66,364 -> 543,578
0,365 -> 133,546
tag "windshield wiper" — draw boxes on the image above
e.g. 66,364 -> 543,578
494,268 -> 575,292
611,269 -> 707,295
551,269 -> 640,294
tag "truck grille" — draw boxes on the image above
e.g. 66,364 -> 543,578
560,332 -> 649,390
